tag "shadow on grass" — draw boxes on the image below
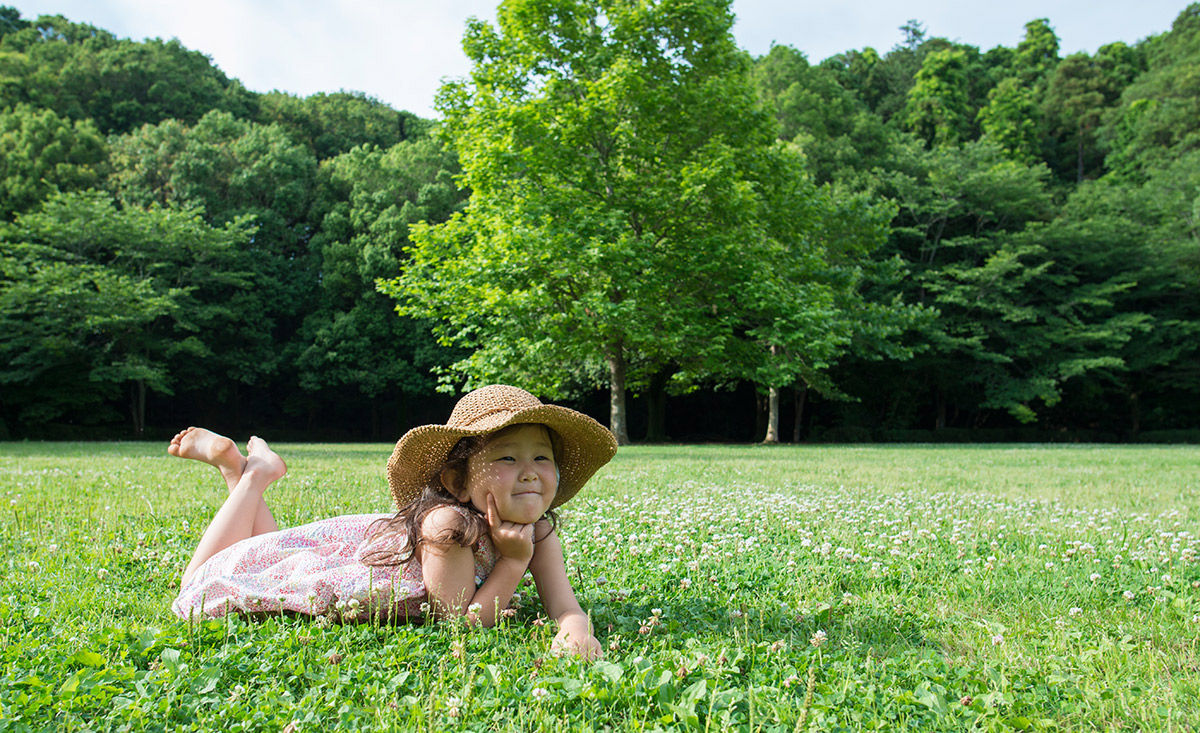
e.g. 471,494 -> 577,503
587,595 -> 947,659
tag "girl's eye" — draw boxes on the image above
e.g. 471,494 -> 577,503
536,455 -> 552,462
496,456 -> 515,462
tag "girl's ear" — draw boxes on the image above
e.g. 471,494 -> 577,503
440,468 -> 469,502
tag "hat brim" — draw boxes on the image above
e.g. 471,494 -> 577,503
387,404 -> 617,510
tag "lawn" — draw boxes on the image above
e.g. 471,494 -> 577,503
2,442 -> 1198,730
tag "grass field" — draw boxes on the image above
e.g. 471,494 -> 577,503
2,442 -> 1198,730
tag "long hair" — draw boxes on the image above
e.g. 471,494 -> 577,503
361,425 -> 560,567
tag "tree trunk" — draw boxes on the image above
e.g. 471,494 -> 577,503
763,386 -> 780,443
644,369 -> 669,442
607,346 -> 631,445
934,387 -> 946,431
131,380 -> 146,435
792,386 -> 807,443
1129,390 -> 1141,437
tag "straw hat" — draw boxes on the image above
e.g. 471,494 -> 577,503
387,384 -> 617,510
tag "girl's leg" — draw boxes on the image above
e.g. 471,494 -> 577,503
180,437 -> 287,587
168,427 -> 278,535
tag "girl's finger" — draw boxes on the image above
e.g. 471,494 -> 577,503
486,493 -> 498,527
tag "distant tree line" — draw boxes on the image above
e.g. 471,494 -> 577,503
0,3 -> 1196,442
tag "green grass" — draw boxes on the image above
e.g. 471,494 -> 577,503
2,442 -> 1199,730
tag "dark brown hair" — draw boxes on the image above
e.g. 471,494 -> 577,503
361,424 -> 559,567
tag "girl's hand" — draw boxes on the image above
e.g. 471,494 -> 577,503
486,493 -> 534,563
552,627 -> 602,660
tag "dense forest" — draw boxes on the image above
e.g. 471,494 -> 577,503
0,3 -> 1197,443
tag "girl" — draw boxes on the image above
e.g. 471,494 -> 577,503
170,384 -> 617,659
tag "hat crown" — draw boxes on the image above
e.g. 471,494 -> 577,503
447,384 -> 544,428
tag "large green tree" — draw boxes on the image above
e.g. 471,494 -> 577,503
386,0 -> 792,444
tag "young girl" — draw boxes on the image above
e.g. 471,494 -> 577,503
170,384 -> 617,659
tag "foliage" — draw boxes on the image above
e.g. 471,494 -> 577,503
0,14 -> 254,134
388,0 -> 801,443
0,103 -> 107,218
0,191 -> 256,431
256,91 -> 431,161
1,2 -> 1199,437
295,139 -> 466,403
904,48 -> 972,147
1100,3 -> 1200,180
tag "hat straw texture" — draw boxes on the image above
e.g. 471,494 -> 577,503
387,385 -> 617,510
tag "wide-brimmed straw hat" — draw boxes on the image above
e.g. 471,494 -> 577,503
387,384 -> 617,510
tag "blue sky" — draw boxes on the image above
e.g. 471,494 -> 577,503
7,1 -> 1191,117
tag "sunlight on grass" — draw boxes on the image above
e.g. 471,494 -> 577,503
2,442 -> 1198,729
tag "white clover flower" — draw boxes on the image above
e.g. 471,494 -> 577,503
531,687 -> 549,701
27,561 -> 39,571
96,568 -> 109,580
730,609 -> 744,619
991,633 -> 1004,646
1069,607 -> 1082,616
1089,573 -> 1101,582
468,602 -> 482,614
1123,590 -> 1136,601
419,602 -> 431,614
47,544 -> 58,553
594,575 -> 607,586
651,608 -> 662,616
809,630 -> 827,647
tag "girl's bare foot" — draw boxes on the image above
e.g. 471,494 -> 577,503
243,436 -> 287,484
168,427 -> 246,490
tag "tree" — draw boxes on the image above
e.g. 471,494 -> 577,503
1100,4 -> 1200,180
296,138 -> 466,435
1013,18 -> 1060,84
904,48 -> 972,146
753,45 -> 894,185
872,139 -> 1144,425
977,77 -> 1039,164
385,0 -> 783,444
109,110 -> 320,353
0,11 -> 255,134
257,90 -> 430,161
0,103 -> 107,218
0,191 -> 255,433
722,153 -> 923,441
1041,46 -> 1141,182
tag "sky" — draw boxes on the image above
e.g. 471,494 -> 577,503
7,1 -> 1191,118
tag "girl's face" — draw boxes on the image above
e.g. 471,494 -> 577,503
457,424 -> 558,524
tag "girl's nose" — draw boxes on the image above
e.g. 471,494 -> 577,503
519,464 -> 538,482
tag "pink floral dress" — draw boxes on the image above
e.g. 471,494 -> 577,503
171,513 -> 498,621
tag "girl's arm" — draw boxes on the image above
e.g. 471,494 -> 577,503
528,523 -> 602,660
419,506 -> 529,627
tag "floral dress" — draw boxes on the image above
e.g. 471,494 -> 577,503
171,512 -> 498,621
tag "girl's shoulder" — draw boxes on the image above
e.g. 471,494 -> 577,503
420,504 -> 468,534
